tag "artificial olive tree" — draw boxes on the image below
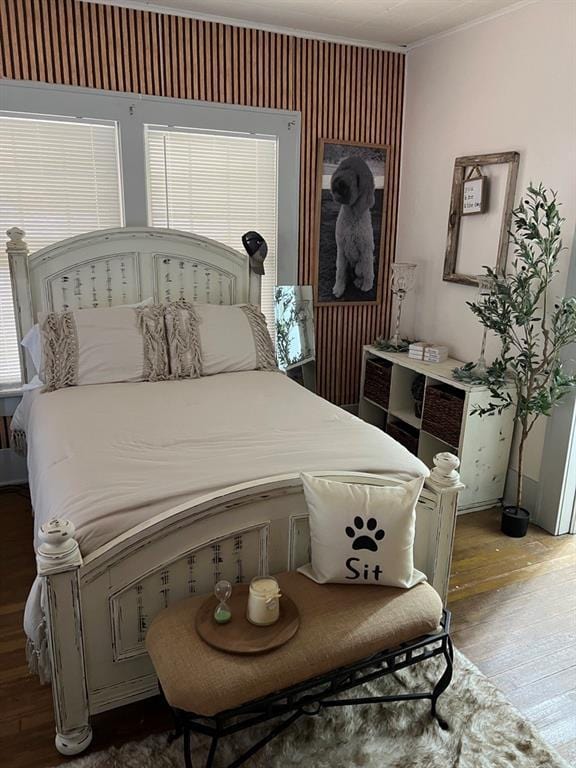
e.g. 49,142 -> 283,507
455,184 -> 576,512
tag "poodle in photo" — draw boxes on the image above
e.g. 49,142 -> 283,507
330,156 -> 376,298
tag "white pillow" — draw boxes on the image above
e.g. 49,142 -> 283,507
22,298 -> 154,378
165,301 -> 277,377
298,474 -> 426,588
21,325 -> 43,375
39,303 -> 169,391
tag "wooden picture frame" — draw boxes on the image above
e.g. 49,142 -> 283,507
443,151 -> 520,286
314,139 -> 388,306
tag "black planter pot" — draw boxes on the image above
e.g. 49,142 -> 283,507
501,506 -> 530,538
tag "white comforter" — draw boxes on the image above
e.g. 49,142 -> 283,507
21,371 -> 428,654
25,371 -> 428,555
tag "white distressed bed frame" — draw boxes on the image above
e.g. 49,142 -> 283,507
7,227 -> 463,757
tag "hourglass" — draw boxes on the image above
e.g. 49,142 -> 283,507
213,580 -> 232,624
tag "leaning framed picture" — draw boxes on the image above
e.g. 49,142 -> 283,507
314,139 -> 388,305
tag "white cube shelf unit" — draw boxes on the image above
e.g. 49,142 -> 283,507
359,346 -> 515,512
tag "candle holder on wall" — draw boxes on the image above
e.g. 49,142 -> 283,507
452,274 -> 496,383
471,274 -> 494,377
375,262 -> 418,352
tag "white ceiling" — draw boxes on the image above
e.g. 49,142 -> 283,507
120,0 -> 530,47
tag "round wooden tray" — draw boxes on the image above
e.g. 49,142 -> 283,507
195,585 -> 300,655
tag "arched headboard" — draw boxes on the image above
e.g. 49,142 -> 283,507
7,226 -> 261,381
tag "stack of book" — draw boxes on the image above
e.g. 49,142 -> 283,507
408,342 -> 449,363
408,342 -> 427,360
423,345 -> 448,363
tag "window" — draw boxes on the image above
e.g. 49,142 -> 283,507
0,82 -> 299,386
0,115 -> 123,384
146,127 -> 278,336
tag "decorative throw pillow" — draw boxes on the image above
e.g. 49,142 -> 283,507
22,298 -> 154,379
298,473 -> 426,588
21,324 -> 43,375
165,301 -> 277,377
39,304 -> 169,391
163,300 -> 203,379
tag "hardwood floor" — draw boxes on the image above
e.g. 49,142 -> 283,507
448,507 -> 576,764
1,487 -> 575,767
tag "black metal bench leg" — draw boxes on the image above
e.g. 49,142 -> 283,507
181,724 -> 218,768
430,636 -> 454,730
205,734 -> 219,768
166,691 -> 184,746
226,709 -> 304,768
184,726 -> 193,768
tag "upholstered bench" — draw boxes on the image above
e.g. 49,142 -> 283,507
146,571 -> 453,768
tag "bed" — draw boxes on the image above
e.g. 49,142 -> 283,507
7,226 -> 463,756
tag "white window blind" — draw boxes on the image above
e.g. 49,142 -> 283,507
145,127 -> 278,335
0,115 -> 123,384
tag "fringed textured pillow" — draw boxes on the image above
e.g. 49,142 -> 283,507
163,300 -> 203,379
39,304 -> 169,391
165,301 -> 277,377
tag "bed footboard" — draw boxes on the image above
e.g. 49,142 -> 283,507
36,521 -> 93,755
37,455 -> 463,755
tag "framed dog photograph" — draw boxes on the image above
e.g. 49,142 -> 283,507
315,139 -> 388,305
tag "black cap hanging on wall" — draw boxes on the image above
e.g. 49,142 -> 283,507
242,231 -> 268,276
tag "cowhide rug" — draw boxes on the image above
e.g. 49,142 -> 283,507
58,649 -> 569,768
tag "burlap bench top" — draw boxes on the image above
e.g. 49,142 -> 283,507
146,571 -> 443,718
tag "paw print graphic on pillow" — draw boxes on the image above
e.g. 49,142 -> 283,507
345,516 -> 385,552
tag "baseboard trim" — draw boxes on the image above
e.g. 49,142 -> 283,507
457,499 -> 501,514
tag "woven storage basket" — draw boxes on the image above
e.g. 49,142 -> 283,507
386,421 -> 419,455
363,359 -> 392,409
422,384 -> 464,448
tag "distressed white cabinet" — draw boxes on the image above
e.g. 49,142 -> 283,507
359,346 -> 514,512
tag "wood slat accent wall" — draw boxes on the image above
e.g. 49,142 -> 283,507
0,0 -> 405,404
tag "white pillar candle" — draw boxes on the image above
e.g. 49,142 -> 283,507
247,576 -> 281,626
